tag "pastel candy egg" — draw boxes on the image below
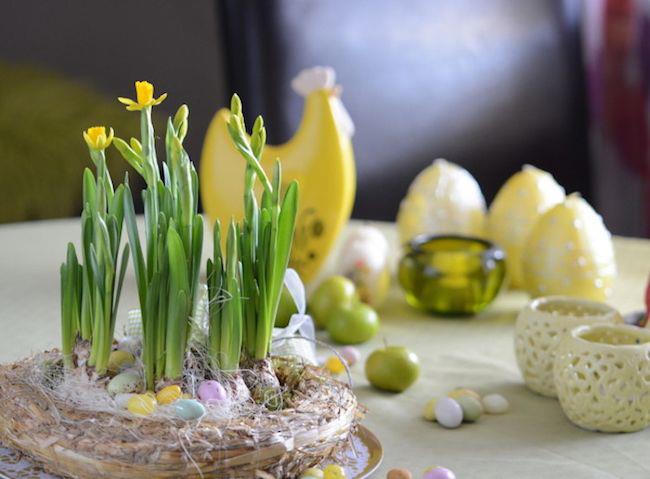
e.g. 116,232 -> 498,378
173,399 -> 206,420
422,397 -> 439,421
114,393 -> 135,409
387,468 -> 413,479
198,380 -> 227,403
127,394 -> 156,416
456,396 -> 483,422
339,346 -> 361,366
434,397 -> 463,429
156,385 -> 182,405
325,356 -> 346,375
300,468 -> 324,479
107,371 -> 143,396
323,464 -> 346,479
107,350 -> 136,375
447,388 -> 481,402
423,466 -> 456,479
483,394 -> 509,414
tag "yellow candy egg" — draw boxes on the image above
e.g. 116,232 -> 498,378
323,464 -> 346,479
488,165 -> 565,288
127,394 -> 157,416
422,397 -> 439,421
156,385 -> 182,405
447,388 -> 481,402
523,193 -> 616,300
300,468 -> 324,479
325,356 -> 346,375
397,159 -> 486,244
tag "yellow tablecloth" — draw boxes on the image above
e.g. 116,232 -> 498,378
0,218 -> 648,479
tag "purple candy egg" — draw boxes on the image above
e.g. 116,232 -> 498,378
339,346 -> 361,366
423,467 -> 456,479
198,380 -> 227,403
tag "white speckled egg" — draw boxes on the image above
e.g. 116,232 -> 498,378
434,397 -> 463,429
488,165 -> 565,288
522,193 -> 616,301
397,159 -> 486,244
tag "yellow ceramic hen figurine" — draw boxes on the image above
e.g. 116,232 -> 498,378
200,67 -> 356,283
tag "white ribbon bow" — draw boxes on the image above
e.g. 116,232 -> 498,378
271,268 -> 317,364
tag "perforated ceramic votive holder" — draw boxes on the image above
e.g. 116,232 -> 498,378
553,324 -> 650,433
514,296 -> 622,398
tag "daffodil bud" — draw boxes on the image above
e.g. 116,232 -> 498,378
83,126 -> 114,151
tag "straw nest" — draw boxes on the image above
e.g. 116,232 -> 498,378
0,352 -> 359,479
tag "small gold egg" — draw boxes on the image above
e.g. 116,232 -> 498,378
447,388 -> 481,402
127,394 -> 157,416
156,385 -> 182,405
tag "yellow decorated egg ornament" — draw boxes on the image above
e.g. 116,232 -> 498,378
488,165 -> 565,288
397,159 -> 486,244
522,193 -> 616,300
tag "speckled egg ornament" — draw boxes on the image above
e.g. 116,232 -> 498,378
397,159 -> 486,244
522,193 -> 616,301
488,165 -> 565,288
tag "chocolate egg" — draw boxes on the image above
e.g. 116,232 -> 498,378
434,397 -> 463,429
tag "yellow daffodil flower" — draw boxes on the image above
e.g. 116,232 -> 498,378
83,126 -> 114,150
118,81 -> 167,111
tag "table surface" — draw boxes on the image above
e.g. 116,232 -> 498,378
0,218 -> 649,479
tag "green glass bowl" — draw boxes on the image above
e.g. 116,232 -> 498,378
398,235 -> 506,315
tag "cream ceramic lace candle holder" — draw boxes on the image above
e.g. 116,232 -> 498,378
514,296 -> 621,397
553,324 -> 650,433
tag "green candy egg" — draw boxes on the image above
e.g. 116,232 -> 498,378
173,399 -> 206,420
457,395 -> 483,422
107,371 -> 143,396
107,350 -> 136,375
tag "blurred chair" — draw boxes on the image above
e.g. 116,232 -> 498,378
219,0 -> 590,221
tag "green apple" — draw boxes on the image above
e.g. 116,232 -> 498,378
308,275 -> 358,329
327,302 -> 379,344
365,345 -> 420,392
274,286 -> 297,328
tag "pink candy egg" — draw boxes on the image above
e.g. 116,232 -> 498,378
198,380 -> 227,403
423,467 -> 455,479
339,346 -> 361,366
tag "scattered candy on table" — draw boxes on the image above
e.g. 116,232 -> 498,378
387,468 -> 413,479
339,346 -> 361,366
127,394 -> 157,416
198,380 -> 228,403
456,396 -> 483,422
447,387 -> 481,402
422,397 -> 439,421
300,467 -> 325,479
323,464 -> 346,479
482,393 -> 510,414
107,371 -> 143,396
434,397 -> 463,429
325,356 -> 346,375
423,466 -> 456,479
156,385 -> 182,405
172,398 -> 206,420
